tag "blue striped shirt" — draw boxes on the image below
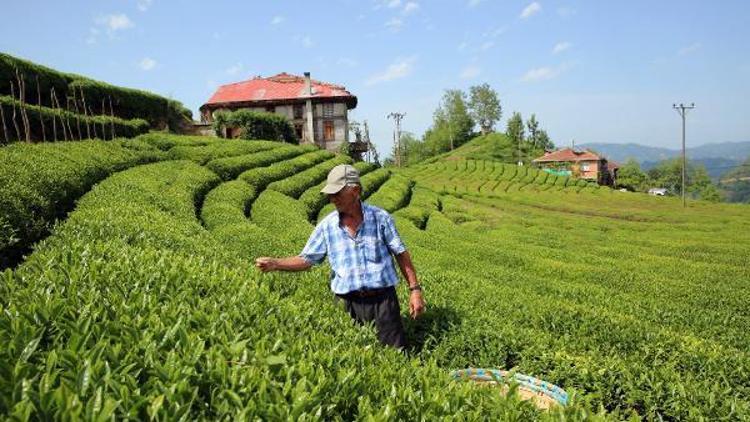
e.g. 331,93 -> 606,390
299,202 -> 407,295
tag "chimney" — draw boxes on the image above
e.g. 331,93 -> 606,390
304,72 -> 312,96
304,72 -> 315,145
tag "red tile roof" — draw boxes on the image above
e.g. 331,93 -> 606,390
202,73 -> 357,109
533,148 -> 604,163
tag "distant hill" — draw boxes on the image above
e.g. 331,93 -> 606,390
580,141 -> 750,180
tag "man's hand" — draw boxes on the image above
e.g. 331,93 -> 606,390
409,290 -> 426,319
255,257 -> 277,272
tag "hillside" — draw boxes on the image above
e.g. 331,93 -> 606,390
2,134 -> 750,419
425,132 -> 543,164
582,141 -> 750,179
0,53 -> 192,144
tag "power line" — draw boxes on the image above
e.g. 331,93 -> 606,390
387,112 -> 405,167
673,102 -> 695,207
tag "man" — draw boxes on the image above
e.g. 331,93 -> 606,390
255,164 -> 425,348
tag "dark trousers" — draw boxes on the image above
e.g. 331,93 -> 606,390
336,287 -> 407,349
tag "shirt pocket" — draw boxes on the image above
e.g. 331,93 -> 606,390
359,236 -> 383,264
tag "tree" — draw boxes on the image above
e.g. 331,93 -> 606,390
648,158 -> 721,201
506,111 -> 525,163
720,157 -> 750,203
392,131 -> 429,166
536,129 -> 554,151
525,114 -> 539,147
468,83 -> 502,135
617,158 -> 648,191
424,89 -> 474,154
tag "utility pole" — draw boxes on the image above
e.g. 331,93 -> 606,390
387,112 -> 405,167
673,103 -> 695,208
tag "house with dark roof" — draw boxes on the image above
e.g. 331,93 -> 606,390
200,72 -> 357,151
533,148 -> 618,186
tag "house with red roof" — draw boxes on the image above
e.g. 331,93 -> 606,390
200,72 -> 357,151
532,148 -> 618,186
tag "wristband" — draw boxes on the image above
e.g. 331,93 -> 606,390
409,284 -> 422,292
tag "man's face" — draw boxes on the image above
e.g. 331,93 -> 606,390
328,185 -> 360,212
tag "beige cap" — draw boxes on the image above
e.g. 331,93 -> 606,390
321,164 -> 360,194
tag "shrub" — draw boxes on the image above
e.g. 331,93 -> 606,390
0,53 -> 191,131
239,150 -> 333,190
167,139 -> 280,165
206,145 -> 315,181
0,96 -> 149,143
214,110 -> 297,144
201,180 -> 257,230
367,174 -> 413,213
0,139 -> 164,267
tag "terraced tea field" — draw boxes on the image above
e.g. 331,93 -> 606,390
1,134 -> 749,420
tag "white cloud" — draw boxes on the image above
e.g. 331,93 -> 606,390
678,42 -> 701,56
387,0 -> 401,8
271,15 -> 285,25
468,0 -> 483,7
484,26 -> 506,38
385,17 -> 403,31
298,36 -> 314,48
226,63 -> 243,75
337,57 -> 358,67
521,67 -> 555,81
460,65 -> 481,79
139,57 -> 156,71
403,2 -> 419,14
553,41 -> 571,54
520,2 -> 541,19
137,0 -> 152,12
521,63 -> 570,82
366,57 -> 416,85
457,41 -> 468,51
480,41 -> 494,51
96,13 -> 134,32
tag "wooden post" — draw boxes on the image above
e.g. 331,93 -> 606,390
9,80 -> 22,141
36,75 -> 46,142
51,89 -> 68,141
100,98 -> 107,139
71,88 -> 82,140
50,89 -> 58,141
0,104 -> 8,144
109,96 -> 115,139
89,105 -> 98,139
79,85 -> 91,139
66,98 -> 77,140
16,69 -> 31,142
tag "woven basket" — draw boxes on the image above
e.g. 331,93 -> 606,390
450,368 -> 568,410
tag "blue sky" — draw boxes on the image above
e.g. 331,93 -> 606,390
2,0 -> 749,155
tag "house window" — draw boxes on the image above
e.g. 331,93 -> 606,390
294,104 -> 304,119
323,103 -> 334,118
323,120 -> 334,142
581,163 -> 590,171
295,124 -> 303,140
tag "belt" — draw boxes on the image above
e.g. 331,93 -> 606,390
338,286 -> 393,299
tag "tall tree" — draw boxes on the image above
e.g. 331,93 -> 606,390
424,89 -> 474,153
535,129 -> 554,151
468,83 -> 502,135
525,114 -> 539,147
617,158 -> 648,191
506,111 -> 525,163
648,158 -> 721,201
